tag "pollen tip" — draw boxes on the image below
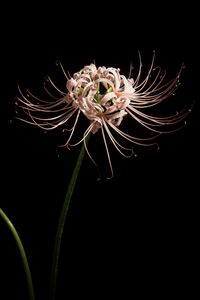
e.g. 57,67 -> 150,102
106,175 -> 113,180
55,60 -> 60,66
96,176 -> 101,182
56,149 -> 60,158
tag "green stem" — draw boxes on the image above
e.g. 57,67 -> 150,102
0,208 -> 35,300
49,135 -> 90,300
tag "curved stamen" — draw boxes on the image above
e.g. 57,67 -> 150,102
16,55 -> 192,177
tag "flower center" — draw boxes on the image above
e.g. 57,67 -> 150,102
66,64 -> 132,130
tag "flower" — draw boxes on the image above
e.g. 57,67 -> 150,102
16,52 -> 191,178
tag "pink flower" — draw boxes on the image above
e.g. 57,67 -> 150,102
16,52 -> 191,178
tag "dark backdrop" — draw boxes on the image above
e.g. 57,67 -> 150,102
1,2 -> 199,300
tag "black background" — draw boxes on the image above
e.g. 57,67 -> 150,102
1,2 -> 199,300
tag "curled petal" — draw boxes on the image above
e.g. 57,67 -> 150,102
15,53 -> 192,177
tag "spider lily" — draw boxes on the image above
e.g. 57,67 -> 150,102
16,52 -> 191,178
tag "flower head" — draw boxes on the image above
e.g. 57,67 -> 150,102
16,52 -> 191,178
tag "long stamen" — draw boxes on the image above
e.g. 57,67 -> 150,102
16,55 -> 192,177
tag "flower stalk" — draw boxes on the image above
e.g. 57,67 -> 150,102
49,133 -> 90,300
0,208 -> 35,300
